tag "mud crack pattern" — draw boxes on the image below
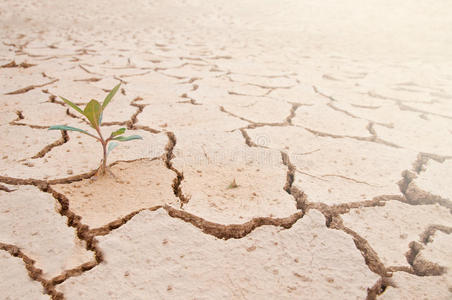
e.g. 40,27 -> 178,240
1,0 -> 452,299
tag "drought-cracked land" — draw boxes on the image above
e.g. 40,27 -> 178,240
1,0 -> 452,299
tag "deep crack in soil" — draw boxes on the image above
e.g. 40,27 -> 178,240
5,79 -> 59,95
32,131 -> 69,159
163,131 -> 191,207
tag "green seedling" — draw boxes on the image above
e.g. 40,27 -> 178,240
49,84 -> 142,176
227,179 -> 239,189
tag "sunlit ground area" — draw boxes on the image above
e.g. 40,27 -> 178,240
1,0 -> 451,299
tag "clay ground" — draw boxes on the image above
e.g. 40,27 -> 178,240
1,0 -> 452,299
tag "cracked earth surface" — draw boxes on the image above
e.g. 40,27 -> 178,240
1,0 -> 452,299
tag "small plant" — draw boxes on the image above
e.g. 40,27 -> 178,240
49,84 -> 142,175
227,178 -> 239,189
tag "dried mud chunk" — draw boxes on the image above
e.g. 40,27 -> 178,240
58,209 -> 378,299
52,159 -> 178,228
172,131 -> 296,223
0,186 -> 94,279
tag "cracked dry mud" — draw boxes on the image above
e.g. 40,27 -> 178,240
0,1 -> 451,299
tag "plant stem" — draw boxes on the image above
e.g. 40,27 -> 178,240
101,140 -> 107,175
95,126 -> 107,176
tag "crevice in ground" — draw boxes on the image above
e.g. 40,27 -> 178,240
0,183 -> 16,192
398,170 -> 452,212
78,64 -> 101,75
303,127 -> 401,149
309,195 -> 401,217
101,96 -> 161,134
118,71 -> 151,78
32,131 -> 69,159
280,151 -> 308,211
320,174 -> 381,187
385,265 -> 414,274
367,122 -> 377,136
219,103 -> 401,150
87,203 -> 305,240
163,205 -> 304,239
101,96 -> 145,129
154,69 -> 187,80
73,77 -> 102,83
239,128 -> 259,147
65,108 -> 90,124
179,76 -> 202,87
398,224 -> 452,277
89,206 -> 162,236
327,214 -> 393,300
178,98 -> 202,105
405,241 -> 446,276
306,188 -> 450,299
0,242 -> 64,299
162,131 -> 190,207
5,79 -> 59,95
324,99 -> 393,129
411,152 -> 451,174
227,90 -> 266,97
366,277 -> 394,300
419,225 -> 452,244
178,93 -> 202,105
219,105 -> 255,124
1,60 -> 36,68
331,215 -> 390,276
225,74 -> 297,94
351,104 -> 380,110
368,91 -> 452,120
327,102 -> 359,118
285,102 -> 301,125
302,194 -> 412,298
42,89 -> 86,107
312,85 -> 337,102
398,102 -> 452,120
220,102 -> 302,130
9,110 -> 49,129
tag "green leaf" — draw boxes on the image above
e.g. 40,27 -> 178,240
60,97 -> 84,115
107,142 -> 119,155
48,125 -> 93,137
83,99 -> 102,129
99,112 -> 103,126
110,128 -> 126,138
102,83 -> 120,110
49,125 -> 88,133
112,135 -> 143,142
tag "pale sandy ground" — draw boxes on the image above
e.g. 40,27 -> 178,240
0,0 -> 452,299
